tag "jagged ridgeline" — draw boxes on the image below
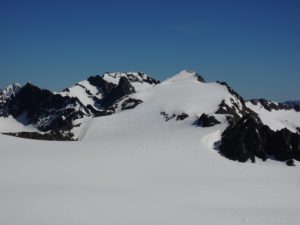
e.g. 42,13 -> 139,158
0,70 -> 299,165
0,72 -> 159,140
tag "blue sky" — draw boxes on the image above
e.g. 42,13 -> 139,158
0,0 -> 299,101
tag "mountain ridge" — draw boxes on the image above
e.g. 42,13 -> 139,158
0,70 -> 299,165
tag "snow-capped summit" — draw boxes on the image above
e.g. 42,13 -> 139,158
0,83 -> 22,104
165,70 -> 205,83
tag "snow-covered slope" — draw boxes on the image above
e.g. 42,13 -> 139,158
246,100 -> 300,132
0,115 -> 38,133
0,72 -> 299,225
60,80 -> 104,109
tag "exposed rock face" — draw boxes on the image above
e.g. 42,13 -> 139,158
219,114 -> 266,162
219,114 -> 300,163
101,77 -> 136,108
87,75 -> 115,95
201,82 -> 300,166
195,114 -> 221,127
1,83 -> 89,132
216,100 -> 242,126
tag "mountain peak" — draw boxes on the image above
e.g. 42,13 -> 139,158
167,70 -> 205,83
178,69 -> 195,75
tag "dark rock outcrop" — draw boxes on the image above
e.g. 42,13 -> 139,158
3,131 -> 76,141
160,112 -> 176,121
219,114 -> 300,163
160,112 -> 189,121
176,113 -> 189,121
121,98 -> 143,110
102,77 -> 136,108
286,159 -> 295,166
195,73 -> 205,83
194,113 -> 221,127
86,105 -> 113,117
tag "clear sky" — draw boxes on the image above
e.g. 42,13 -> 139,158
0,0 -> 299,101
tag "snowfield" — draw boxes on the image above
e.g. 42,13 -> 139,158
1,131 -> 299,225
0,71 -> 299,225
0,115 -> 38,133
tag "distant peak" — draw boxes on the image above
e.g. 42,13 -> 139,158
24,82 -> 36,88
